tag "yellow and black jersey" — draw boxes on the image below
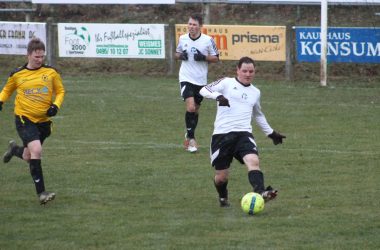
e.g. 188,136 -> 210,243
0,64 -> 65,123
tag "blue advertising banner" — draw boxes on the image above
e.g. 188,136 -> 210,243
296,27 -> 380,63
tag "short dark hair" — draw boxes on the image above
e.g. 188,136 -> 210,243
237,57 -> 255,69
27,37 -> 45,55
189,13 -> 203,26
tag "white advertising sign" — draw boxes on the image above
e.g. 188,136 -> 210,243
227,0 -> 380,4
58,23 -> 165,59
0,22 -> 46,55
33,0 -> 174,4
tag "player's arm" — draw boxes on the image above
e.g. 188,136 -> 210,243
200,78 -> 229,107
253,100 -> 273,136
200,78 -> 225,99
206,37 -> 220,63
205,54 -> 219,63
253,99 -> 286,144
194,37 -> 220,63
0,76 -> 17,106
46,73 -> 65,117
52,73 -> 65,108
175,39 -> 188,61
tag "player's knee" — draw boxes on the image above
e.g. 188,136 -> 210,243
27,140 -> 42,159
243,154 -> 260,169
186,105 -> 197,113
22,148 -> 31,161
215,170 -> 229,183
23,155 -> 31,162
28,147 -> 42,159
185,98 -> 198,113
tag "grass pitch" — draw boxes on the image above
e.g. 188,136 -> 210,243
0,74 -> 379,249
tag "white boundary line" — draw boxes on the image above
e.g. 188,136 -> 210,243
262,101 -> 379,108
53,140 -> 378,156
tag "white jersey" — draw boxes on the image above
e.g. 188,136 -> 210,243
176,33 -> 219,86
200,77 -> 274,135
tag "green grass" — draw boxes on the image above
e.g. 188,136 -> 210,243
0,75 -> 379,249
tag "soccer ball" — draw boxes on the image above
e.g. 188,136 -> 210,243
241,192 -> 265,215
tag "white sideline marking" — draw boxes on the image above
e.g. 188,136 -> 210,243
50,140 -> 378,156
262,147 -> 378,156
73,140 -> 183,149
263,101 -> 379,108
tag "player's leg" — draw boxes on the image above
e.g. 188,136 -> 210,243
35,120 -> 55,205
180,82 -> 200,152
190,85 -> 203,139
243,154 -> 264,192
214,169 -> 230,207
211,133 -> 235,207
185,96 -> 199,137
27,139 -> 45,193
184,97 -> 200,152
3,116 -> 30,163
15,116 -> 54,204
243,154 -> 277,202
186,86 -> 204,152
27,139 -> 54,204
237,133 -> 278,202
18,119 -> 47,198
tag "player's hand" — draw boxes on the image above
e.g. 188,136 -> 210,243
216,95 -> 230,107
194,49 -> 206,61
46,104 -> 58,117
268,131 -> 286,145
179,50 -> 188,61
0,101 -> 3,111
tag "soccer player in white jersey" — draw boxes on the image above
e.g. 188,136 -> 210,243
200,57 -> 286,207
176,13 -> 219,153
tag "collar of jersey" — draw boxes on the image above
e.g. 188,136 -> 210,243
24,63 -> 43,71
188,33 -> 202,41
235,77 -> 252,87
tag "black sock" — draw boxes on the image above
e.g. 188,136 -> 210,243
29,159 -> 45,195
185,112 -> 198,139
14,146 -> 24,159
248,170 -> 265,193
214,180 -> 228,199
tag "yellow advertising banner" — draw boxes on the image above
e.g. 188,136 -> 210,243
175,24 -> 286,61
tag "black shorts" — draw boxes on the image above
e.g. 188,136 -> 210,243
210,132 -> 259,170
15,116 -> 52,147
180,81 -> 204,105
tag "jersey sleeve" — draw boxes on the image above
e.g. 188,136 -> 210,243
253,96 -> 274,136
52,72 -> 65,108
208,37 -> 219,56
0,76 -> 16,103
199,77 -> 226,99
176,36 -> 185,53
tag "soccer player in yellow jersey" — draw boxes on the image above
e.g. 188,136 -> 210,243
0,38 -> 65,205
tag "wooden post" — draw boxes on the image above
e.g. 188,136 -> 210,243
167,19 -> 176,76
203,3 -> 210,24
46,17 -> 56,66
285,21 -> 295,81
